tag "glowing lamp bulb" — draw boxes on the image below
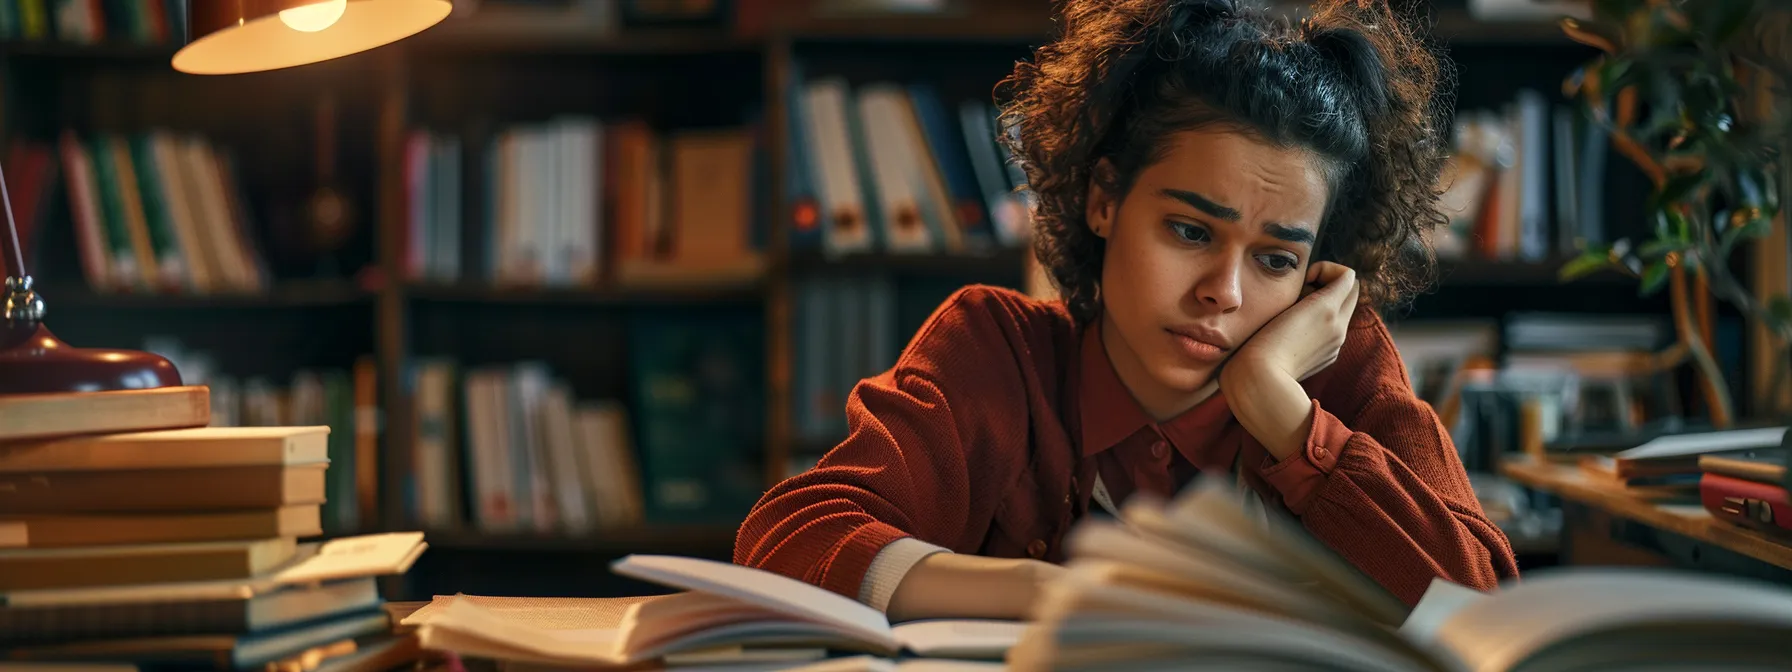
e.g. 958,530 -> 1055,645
279,0 -> 347,32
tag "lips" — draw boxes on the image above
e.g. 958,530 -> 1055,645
1165,325 -> 1231,363
1166,325 -> 1231,351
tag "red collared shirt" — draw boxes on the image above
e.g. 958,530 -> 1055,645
735,285 -> 1519,607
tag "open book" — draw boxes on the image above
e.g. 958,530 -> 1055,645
1007,477 -> 1792,671
409,555 -> 1024,668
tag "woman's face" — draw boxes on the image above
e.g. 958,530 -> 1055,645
1086,127 -> 1330,418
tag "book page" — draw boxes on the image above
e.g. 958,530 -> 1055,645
412,594 -> 628,666
1158,480 -> 1410,627
1399,578 -> 1490,643
1017,567 -> 1438,672
1419,567 -> 1792,671
274,532 -> 426,585
610,555 -> 897,652
889,619 -> 1024,659
1617,427 -> 1787,461
402,594 -> 658,630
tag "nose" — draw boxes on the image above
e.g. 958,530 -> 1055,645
1193,254 -> 1243,313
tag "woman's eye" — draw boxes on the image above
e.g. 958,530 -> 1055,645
1257,254 -> 1299,273
1167,221 -> 1209,244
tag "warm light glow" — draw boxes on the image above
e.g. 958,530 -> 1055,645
279,0 -> 347,32
172,0 -> 451,75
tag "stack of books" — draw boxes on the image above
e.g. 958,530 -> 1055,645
0,390 -> 427,671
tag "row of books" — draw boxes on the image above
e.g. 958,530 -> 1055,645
5,130 -> 272,296
0,0 -> 183,44
0,389 -> 423,671
401,315 -> 764,531
404,358 -> 646,536
1433,89 -> 1643,263
398,118 -> 767,290
786,69 -> 1032,259
144,337 -> 379,536
790,273 -> 903,448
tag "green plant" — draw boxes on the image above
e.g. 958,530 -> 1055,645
1556,0 -> 1792,426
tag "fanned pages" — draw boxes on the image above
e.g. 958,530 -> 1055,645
1013,474 -> 1792,672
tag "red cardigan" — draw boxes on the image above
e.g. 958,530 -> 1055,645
734,285 -> 1519,607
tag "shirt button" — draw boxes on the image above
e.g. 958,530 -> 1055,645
1313,446 -> 1329,460
1027,539 -> 1048,558
1150,440 -> 1170,460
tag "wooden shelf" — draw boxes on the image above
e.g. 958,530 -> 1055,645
1501,456 -> 1792,572
402,280 -> 765,305
774,7 -> 1055,45
407,15 -> 755,55
787,247 -> 1029,277
422,524 -> 739,553
37,282 -> 374,309
1435,258 -> 1635,287
0,39 -> 177,61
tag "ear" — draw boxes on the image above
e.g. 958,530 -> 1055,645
1085,158 -> 1120,240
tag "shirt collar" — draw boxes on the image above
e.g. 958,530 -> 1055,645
1077,319 -> 1237,470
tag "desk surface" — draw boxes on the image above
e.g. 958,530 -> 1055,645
1499,457 -> 1792,571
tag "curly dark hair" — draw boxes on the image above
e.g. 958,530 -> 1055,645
996,0 -> 1454,324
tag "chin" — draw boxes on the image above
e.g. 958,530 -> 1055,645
1146,352 -> 1219,394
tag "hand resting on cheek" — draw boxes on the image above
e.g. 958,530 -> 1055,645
1227,261 -> 1360,384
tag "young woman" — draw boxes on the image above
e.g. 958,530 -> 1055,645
735,0 -> 1519,621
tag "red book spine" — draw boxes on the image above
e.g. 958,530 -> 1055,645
1700,472 -> 1792,534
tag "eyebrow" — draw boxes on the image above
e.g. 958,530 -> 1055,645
1162,188 -> 1240,221
1161,188 -> 1316,247
1264,223 -> 1316,246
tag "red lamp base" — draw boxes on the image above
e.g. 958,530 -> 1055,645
0,323 -> 183,396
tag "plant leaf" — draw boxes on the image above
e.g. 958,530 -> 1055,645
1559,248 -> 1615,281
1639,237 -> 1691,259
1651,172 -> 1707,212
1560,17 -> 1624,53
1600,58 -> 1638,94
1639,260 -> 1671,296
1723,209 -> 1774,246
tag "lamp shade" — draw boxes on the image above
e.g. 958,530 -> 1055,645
173,0 -> 452,75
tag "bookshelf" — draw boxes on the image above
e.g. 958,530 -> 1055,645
0,0 -> 1741,597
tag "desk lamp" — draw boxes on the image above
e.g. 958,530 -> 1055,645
0,169 -> 184,395
0,0 -> 450,395
173,0 -> 451,75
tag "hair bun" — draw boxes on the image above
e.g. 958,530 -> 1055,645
1304,25 -> 1392,120
1150,0 -> 1240,50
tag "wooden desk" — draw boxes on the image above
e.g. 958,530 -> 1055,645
1500,457 -> 1792,583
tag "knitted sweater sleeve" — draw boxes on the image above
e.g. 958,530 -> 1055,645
1253,311 -> 1521,606
733,287 -> 1044,600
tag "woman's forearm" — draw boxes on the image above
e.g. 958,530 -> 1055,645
884,553 -> 1065,622
1221,357 -> 1315,461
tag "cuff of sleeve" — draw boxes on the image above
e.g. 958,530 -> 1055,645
858,537 -> 954,612
1258,398 -> 1351,514
816,521 -> 918,601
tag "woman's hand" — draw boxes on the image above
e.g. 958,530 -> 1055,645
1231,261 -> 1360,383
1219,262 -> 1359,461
885,553 -> 1065,623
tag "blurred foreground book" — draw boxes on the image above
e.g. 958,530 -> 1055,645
1008,478 -> 1792,671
